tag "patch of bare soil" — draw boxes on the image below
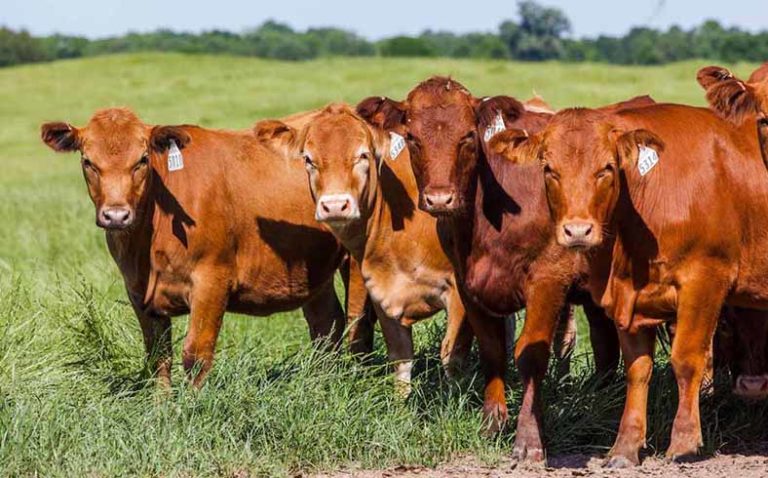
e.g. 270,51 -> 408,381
310,451 -> 768,478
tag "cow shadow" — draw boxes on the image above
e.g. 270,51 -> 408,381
152,171 -> 196,247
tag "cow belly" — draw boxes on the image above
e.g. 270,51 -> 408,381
364,271 -> 450,321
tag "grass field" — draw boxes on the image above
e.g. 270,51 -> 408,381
1,53 -> 767,477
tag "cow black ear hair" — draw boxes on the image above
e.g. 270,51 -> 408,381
697,65 -> 760,125
41,122 -> 81,152
150,126 -> 191,153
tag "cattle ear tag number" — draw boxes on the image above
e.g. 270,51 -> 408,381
389,132 -> 405,160
167,139 -> 184,172
637,145 -> 659,177
483,111 -> 506,143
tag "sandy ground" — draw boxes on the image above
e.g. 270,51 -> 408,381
309,452 -> 768,478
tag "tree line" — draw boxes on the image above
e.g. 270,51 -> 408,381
2,1 -> 767,68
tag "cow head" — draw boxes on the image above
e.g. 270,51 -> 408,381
490,108 -> 664,250
356,77 -> 533,217
254,104 -> 386,228
41,108 -> 190,230
716,307 -> 768,400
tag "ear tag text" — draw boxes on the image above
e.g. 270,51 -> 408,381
389,132 -> 406,160
483,111 -> 506,143
167,139 -> 184,172
637,145 -> 659,176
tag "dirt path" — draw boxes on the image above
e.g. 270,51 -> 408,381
311,452 -> 768,478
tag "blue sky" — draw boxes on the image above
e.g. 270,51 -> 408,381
2,0 -> 767,39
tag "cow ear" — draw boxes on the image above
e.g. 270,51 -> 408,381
697,65 -> 760,124
254,120 -> 300,158
150,126 -> 191,153
41,122 -> 80,152
613,129 -> 665,169
476,95 -> 525,139
356,96 -> 406,131
488,128 -> 540,165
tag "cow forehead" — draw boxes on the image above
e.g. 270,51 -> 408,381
544,111 -> 613,168
409,104 -> 475,135
82,108 -> 149,157
305,114 -> 369,155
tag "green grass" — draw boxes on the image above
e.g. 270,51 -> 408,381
1,53 -> 767,477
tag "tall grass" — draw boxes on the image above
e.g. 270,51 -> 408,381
0,54 -> 765,476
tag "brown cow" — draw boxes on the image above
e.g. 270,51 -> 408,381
494,102 -> 768,466
254,103 -> 475,393
355,78 -> 652,462
40,108 -> 371,388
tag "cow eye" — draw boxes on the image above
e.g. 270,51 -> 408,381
135,154 -> 149,169
81,157 -> 94,170
596,164 -> 614,180
543,163 -> 558,180
358,151 -> 371,162
303,153 -> 316,169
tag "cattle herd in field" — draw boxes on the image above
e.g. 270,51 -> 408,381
40,62 -> 768,468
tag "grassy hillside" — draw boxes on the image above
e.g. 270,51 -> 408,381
0,53 -> 765,477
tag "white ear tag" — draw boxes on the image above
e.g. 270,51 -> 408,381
637,145 -> 658,176
483,111 -> 506,143
167,139 -> 184,172
389,132 -> 406,160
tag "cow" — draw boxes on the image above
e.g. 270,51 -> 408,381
40,107 -> 373,389
354,77 -> 653,462
253,103 -> 475,394
492,99 -> 768,466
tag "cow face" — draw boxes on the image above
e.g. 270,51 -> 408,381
255,104 -> 385,228
491,109 -> 663,250
357,77 -> 524,217
41,108 -> 189,230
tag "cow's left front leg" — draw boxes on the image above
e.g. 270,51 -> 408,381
666,264 -> 729,461
440,286 -> 474,378
512,279 -> 569,463
377,306 -> 414,397
183,267 -> 230,388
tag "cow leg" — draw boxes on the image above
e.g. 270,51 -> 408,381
512,281 -> 566,463
440,286 -> 474,378
666,274 -> 727,461
182,270 -> 229,388
583,300 -> 620,383
465,306 -> 508,434
303,278 -> 346,349
605,326 -> 656,468
553,305 -> 577,377
133,304 -> 172,391
340,255 -> 375,356
377,306 -> 414,397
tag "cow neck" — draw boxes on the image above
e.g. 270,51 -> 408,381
443,155 -> 482,281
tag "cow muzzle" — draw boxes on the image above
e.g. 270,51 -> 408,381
97,206 -> 134,230
558,220 -> 600,249
734,374 -> 768,399
315,193 -> 360,224
421,187 -> 458,216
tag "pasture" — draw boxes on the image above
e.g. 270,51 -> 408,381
0,53 -> 766,476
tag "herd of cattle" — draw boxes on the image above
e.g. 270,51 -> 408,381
39,61 -> 768,468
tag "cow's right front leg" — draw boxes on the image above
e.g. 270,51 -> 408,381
133,303 -> 172,391
605,326 -> 655,468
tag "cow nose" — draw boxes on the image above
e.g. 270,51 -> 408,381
316,193 -> 359,223
561,222 -> 595,247
99,207 -> 133,229
735,374 -> 768,399
422,189 -> 456,215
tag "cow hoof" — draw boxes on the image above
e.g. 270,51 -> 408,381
511,443 -> 545,463
604,454 -> 637,468
665,447 -> 699,463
